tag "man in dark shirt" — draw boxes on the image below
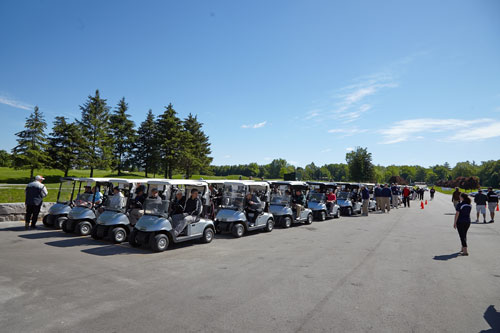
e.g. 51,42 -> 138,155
391,184 -> 400,209
486,187 -> 498,223
171,191 -> 186,216
172,189 -> 203,236
244,192 -> 262,224
381,184 -> 392,213
361,186 -> 370,216
374,185 -> 382,211
474,189 -> 487,223
292,189 -> 306,219
129,186 -> 147,226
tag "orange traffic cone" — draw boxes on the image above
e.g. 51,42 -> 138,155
425,200 -> 428,205
497,204 -> 499,212
421,201 -> 424,209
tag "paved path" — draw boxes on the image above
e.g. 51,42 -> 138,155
0,192 -> 499,332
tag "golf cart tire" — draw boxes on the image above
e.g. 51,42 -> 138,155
201,227 -> 214,243
320,211 -> 326,221
42,215 -> 50,227
283,216 -> 292,228
111,227 -> 127,244
129,229 -> 140,247
54,217 -> 65,229
264,218 -> 274,232
91,225 -> 100,240
61,220 -> 72,233
305,213 -> 313,225
231,223 -> 244,238
76,221 -> 92,236
334,210 -> 340,219
150,233 -> 169,252
347,208 -> 353,216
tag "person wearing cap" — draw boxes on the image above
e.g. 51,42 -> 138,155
474,189 -> 487,223
148,188 -> 163,203
128,186 -> 147,226
24,175 -> 48,229
108,187 -> 125,208
486,187 -> 498,223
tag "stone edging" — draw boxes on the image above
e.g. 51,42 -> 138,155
0,202 -> 56,222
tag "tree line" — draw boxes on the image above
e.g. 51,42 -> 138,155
4,89 -> 212,179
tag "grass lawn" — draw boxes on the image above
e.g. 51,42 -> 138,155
0,167 -> 253,203
434,186 -> 486,195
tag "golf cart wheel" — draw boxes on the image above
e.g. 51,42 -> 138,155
347,208 -> 353,216
201,227 -> 214,243
111,227 -> 127,244
305,213 -> 313,225
76,221 -> 92,236
320,211 -> 326,221
42,215 -> 51,227
129,229 -> 140,247
334,210 -> 340,219
54,217 -> 65,229
91,225 -> 100,240
231,223 -> 244,238
61,220 -> 72,233
264,218 -> 274,232
283,216 -> 292,228
150,234 -> 169,252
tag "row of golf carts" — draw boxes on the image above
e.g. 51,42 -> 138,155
42,177 -> 373,252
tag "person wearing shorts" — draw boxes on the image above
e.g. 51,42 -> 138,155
486,187 -> 498,223
474,189 -> 487,223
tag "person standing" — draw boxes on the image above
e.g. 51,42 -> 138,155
454,193 -> 472,256
430,187 -> 436,200
402,186 -> 411,207
374,184 -> 382,211
24,175 -> 48,230
419,188 -> 425,201
381,184 -> 392,213
391,183 -> 399,209
452,187 -> 461,208
486,187 -> 498,223
474,189 -> 487,223
361,185 -> 370,216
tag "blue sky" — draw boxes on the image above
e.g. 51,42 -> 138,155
1,0 -> 499,168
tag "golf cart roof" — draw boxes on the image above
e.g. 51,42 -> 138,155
271,181 -> 309,187
108,178 -> 149,184
224,180 -> 269,187
59,177 -> 80,181
78,177 -> 113,183
204,180 -> 227,184
307,181 -> 337,186
147,179 -> 208,187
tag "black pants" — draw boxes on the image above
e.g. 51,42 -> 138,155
25,204 -> 41,227
403,197 -> 410,207
245,209 -> 262,223
456,221 -> 470,247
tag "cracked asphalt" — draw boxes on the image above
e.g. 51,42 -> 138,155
1,191 -> 499,332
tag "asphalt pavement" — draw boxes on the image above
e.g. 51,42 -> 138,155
1,191 -> 499,333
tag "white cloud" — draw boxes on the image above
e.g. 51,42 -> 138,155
327,128 -> 368,136
0,95 -> 33,110
241,121 -> 267,129
380,118 -> 500,144
346,147 -> 354,152
224,155 -> 231,158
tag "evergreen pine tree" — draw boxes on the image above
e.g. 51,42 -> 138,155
76,90 -> 112,177
47,116 -> 82,176
12,106 -> 49,179
179,113 -> 212,178
134,110 -> 160,177
156,104 -> 183,179
109,97 -> 136,175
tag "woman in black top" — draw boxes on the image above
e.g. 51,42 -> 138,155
454,193 -> 472,256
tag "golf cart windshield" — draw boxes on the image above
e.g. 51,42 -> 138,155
75,193 -> 94,208
57,180 -> 75,204
221,184 -> 245,210
337,191 -> 349,200
309,193 -> 325,203
144,198 -> 169,216
104,194 -> 126,211
270,184 -> 291,205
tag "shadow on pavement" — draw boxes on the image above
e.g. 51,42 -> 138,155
18,231 -> 73,239
45,238 -> 99,247
481,305 -> 500,333
81,244 -> 148,256
443,213 -> 455,216
433,252 -> 460,261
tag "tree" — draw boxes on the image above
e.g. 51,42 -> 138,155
432,165 -> 450,182
415,166 -> 427,182
325,163 -> 349,181
47,117 -> 82,176
12,106 -> 49,179
303,162 -> 319,180
178,113 -> 212,178
425,170 -> 438,184
451,161 -> 477,179
109,97 -> 136,175
134,110 -> 160,177
77,90 -> 112,177
156,104 -> 183,178
267,159 -> 288,179
0,150 -> 11,167
345,147 -> 374,182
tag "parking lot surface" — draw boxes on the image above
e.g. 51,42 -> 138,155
1,192 -> 499,332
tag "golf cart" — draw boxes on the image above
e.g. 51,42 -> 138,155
306,181 -> 341,220
269,181 -> 313,227
92,178 -> 148,243
42,177 -> 79,229
205,179 -> 227,220
62,178 -> 113,236
129,179 -> 215,252
214,181 -> 274,238
336,183 -> 362,216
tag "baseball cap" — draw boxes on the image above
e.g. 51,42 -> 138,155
35,175 -> 45,181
